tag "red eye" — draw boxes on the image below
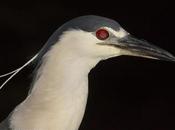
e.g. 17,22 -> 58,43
96,29 -> 109,40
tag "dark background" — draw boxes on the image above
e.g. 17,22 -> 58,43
0,0 -> 175,130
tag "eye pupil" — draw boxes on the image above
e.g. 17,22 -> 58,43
96,29 -> 109,40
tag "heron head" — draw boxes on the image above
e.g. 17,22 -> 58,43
45,15 -> 175,62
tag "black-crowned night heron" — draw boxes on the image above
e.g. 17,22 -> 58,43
0,15 -> 175,130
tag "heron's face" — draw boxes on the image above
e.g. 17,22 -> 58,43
59,27 -> 175,62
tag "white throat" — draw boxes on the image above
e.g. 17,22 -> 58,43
10,39 -> 100,130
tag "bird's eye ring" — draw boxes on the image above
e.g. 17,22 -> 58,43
96,29 -> 109,40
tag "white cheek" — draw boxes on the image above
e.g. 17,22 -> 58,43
54,29 -> 122,59
58,30 -> 100,56
93,43 -> 121,59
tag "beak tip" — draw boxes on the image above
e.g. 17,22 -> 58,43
170,57 -> 175,62
159,54 -> 175,62
165,53 -> 175,62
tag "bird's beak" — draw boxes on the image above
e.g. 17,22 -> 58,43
113,35 -> 175,62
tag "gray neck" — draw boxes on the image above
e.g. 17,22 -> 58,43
10,43 -> 99,130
